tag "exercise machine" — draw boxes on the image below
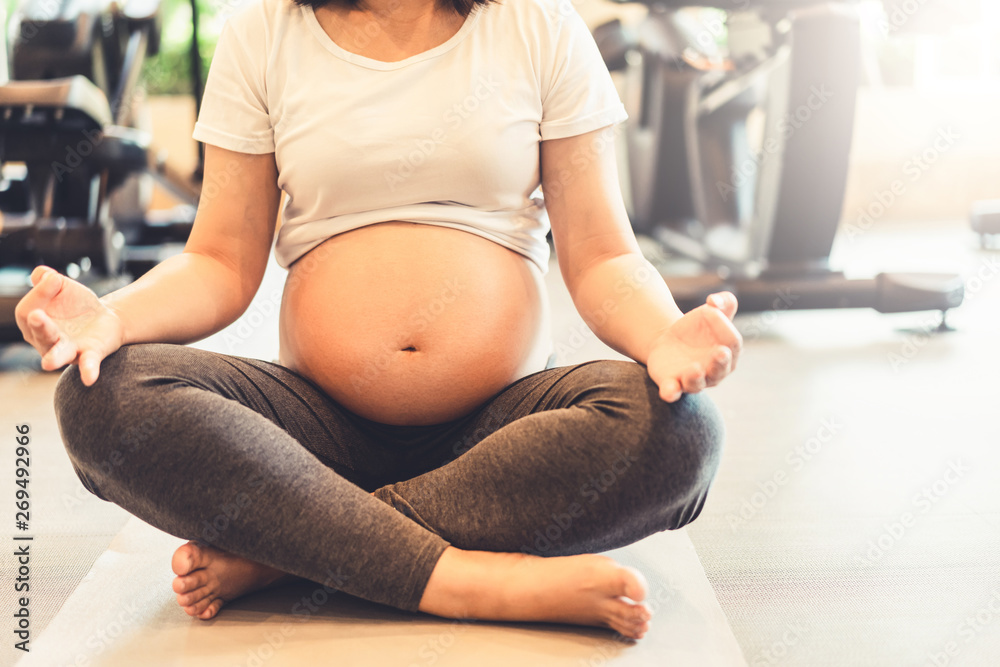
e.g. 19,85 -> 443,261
0,0 -> 201,342
971,201 -> 1000,249
594,0 -> 965,318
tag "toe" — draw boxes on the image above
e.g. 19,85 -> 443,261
625,619 -> 649,640
183,593 -> 218,617
177,584 -> 215,607
606,598 -> 652,639
617,566 -> 648,603
173,569 -> 211,594
198,599 -> 225,620
622,616 -> 650,639
609,617 -> 642,640
172,541 -> 211,576
627,601 -> 652,623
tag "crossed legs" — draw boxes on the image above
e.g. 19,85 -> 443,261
54,343 -> 724,638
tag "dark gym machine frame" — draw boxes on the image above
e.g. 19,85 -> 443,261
596,0 -> 965,318
0,0 -> 204,342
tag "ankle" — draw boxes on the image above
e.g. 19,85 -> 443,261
419,547 -> 516,619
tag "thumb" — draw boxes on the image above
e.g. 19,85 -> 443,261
707,292 -> 738,320
30,265 -> 57,287
78,349 -> 104,387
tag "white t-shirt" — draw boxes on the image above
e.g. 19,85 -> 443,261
192,0 -> 628,273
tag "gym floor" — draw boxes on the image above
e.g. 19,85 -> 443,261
1,214 -> 997,666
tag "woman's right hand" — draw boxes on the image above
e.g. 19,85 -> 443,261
14,265 -> 126,386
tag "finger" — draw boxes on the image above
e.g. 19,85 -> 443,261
14,268 -> 60,336
30,264 -> 56,286
707,291 -> 738,320
658,377 -> 683,403
40,337 -> 78,372
78,349 -> 103,387
27,309 -> 63,352
680,364 -> 707,394
704,346 -> 733,386
703,307 -> 743,368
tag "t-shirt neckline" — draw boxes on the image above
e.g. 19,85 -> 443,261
303,5 -> 483,71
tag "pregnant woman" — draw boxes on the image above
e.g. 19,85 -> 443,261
16,0 -> 741,640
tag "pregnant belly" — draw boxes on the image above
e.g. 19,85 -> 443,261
277,222 -> 551,425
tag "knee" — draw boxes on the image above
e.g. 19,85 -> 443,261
647,391 -> 725,500
53,346 -> 154,471
627,374 -> 725,529
572,361 -> 724,507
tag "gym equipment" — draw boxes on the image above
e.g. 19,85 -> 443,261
971,201 -> 1000,249
594,0 -> 965,318
0,0 -> 201,342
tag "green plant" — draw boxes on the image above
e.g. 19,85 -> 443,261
141,0 -> 223,96
2,0 -> 223,96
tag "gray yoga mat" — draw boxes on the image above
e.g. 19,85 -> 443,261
21,516 -> 745,666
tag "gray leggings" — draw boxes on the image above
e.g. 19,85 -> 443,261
54,343 -> 724,612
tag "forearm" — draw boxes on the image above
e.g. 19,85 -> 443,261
100,251 -> 253,346
568,252 -> 684,365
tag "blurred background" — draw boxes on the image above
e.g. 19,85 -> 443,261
0,1 -> 998,666
3,0 -> 997,220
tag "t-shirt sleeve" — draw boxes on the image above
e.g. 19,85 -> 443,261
538,5 -> 628,141
192,13 -> 274,154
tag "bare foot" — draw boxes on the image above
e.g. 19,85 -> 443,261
419,548 -> 652,639
171,541 -> 293,619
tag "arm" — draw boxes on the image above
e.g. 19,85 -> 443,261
16,145 -> 280,384
541,126 -> 742,401
105,145 -> 281,345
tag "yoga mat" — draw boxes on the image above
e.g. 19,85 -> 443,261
21,516 -> 745,666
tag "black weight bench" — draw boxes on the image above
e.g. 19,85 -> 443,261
0,0 -> 197,342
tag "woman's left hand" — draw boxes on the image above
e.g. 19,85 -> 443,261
646,292 -> 743,402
